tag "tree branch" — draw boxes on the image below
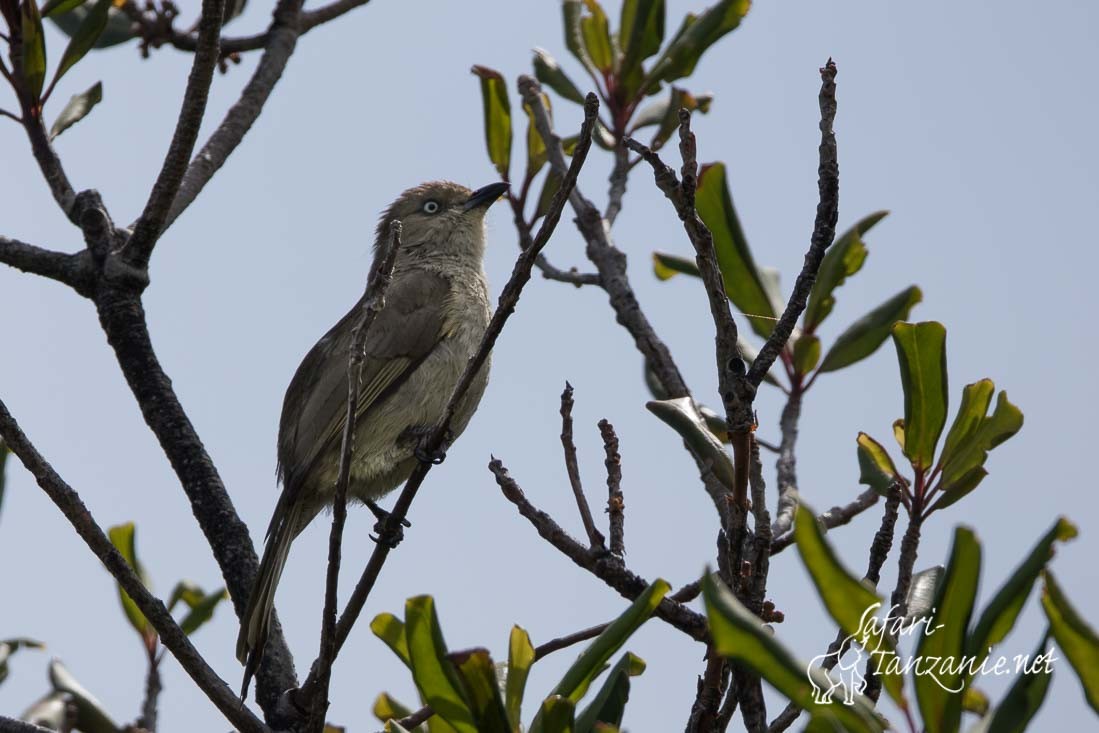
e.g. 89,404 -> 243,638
747,60 -> 839,387
137,651 -> 162,732
559,382 -> 606,550
769,487 -> 880,554
0,235 -> 93,293
0,400 -> 269,733
0,717 -> 54,733
126,0 -> 229,269
599,418 -> 625,557
769,388 -> 803,539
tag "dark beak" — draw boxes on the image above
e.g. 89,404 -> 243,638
463,181 -> 510,211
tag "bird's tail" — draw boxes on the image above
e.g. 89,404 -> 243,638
236,499 -> 306,699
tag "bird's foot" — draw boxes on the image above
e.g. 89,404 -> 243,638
404,425 -> 453,465
367,500 -> 410,548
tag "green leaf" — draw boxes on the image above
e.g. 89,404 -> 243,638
535,695 -> 575,733
984,632 -> 1054,733
563,0 -> 599,78
534,169 -> 563,220
644,0 -> 750,89
817,286 -> 922,373
546,580 -> 668,704
533,48 -> 587,104
1041,570 -> 1099,714
471,65 -> 512,180
648,87 -> 713,151
166,580 -> 204,613
21,0 -> 48,101
41,0 -> 88,17
940,379 -> 994,463
107,522 -> 155,646
856,432 -> 902,496
523,91 -> 552,178
703,574 -> 884,732
618,0 -> 664,98
372,612 -> 413,668
49,4 -> 135,48
49,80 -> 102,140
905,566 -> 944,625
450,648 -> 510,733
792,334 -> 821,376
803,211 -> 889,332
52,0 -> 111,89
505,626 -> 535,730
963,686 -> 990,717
179,587 -> 228,635
891,321 -> 948,471
793,503 -> 905,708
646,398 -> 736,490
49,658 -> 120,733
404,596 -> 477,733
939,390 -> 1023,494
913,526 -> 981,732
965,518 -> 1076,669
0,638 -> 44,686
652,251 -> 697,280
574,652 -> 645,733
373,692 -> 416,726
695,163 -> 776,337
579,0 -> 614,73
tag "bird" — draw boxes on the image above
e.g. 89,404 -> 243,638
236,179 -> 509,695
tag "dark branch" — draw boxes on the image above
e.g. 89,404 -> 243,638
137,652 -> 162,732
0,235 -> 93,293
747,60 -> 839,387
307,221 -> 401,730
126,0 -> 229,269
0,400 -> 268,733
769,487 -> 880,555
536,256 -> 602,286
599,418 -> 625,557
0,717 -> 54,733
770,389 -> 803,539
19,115 -> 78,221
559,382 -> 606,550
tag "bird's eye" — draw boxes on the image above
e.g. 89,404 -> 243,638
422,200 -> 440,214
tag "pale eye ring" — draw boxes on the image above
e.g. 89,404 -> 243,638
422,200 -> 440,214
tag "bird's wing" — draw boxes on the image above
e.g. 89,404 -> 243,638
273,268 -> 449,516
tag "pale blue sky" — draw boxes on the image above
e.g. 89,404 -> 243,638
2,1 -> 1097,731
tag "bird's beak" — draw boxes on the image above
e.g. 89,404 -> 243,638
463,181 -> 510,211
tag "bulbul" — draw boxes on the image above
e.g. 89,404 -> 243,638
236,180 -> 508,691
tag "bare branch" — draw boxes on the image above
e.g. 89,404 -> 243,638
0,717 -> 54,733
0,400 -> 269,733
769,487 -> 880,555
747,60 -> 839,387
559,383 -> 606,550
769,390 -> 803,539
0,235 -> 93,293
599,418 -> 625,557
293,95 -> 602,705
126,0 -> 229,268
604,142 -> 629,225
137,652 -> 162,732
536,256 -> 601,286
492,457 -> 708,641
307,221 -> 402,731
19,115 -> 78,221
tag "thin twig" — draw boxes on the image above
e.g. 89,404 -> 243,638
307,221 -> 401,732
536,255 -> 601,286
769,487 -> 880,555
126,0 -> 229,268
294,95 -> 601,704
604,142 -> 629,225
685,652 -> 728,732
770,389 -> 803,538
747,60 -> 839,387
0,401 -> 269,733
599,418 -> 624,557
559,383 -> 605,550
0,236 -> 94,293
137,651 -> 162,732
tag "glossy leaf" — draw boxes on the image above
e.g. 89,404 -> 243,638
574,652 -> 645,733
855,432 -> 901,496
1041,570 -> 1099,714
695,163 -> 776,337
523,91 -> 552,177
0,638 -> 44,686
52,0 -> 110,89
450,648 -> 510,733
965,517 -> 1076,669
905,566 -> 944,625
563,0 -> 598,77
940,380 -> 994,462
535,695 -> 575,733
373,692 -> 416,726
647,398 -> 736,490
984,633 -> 1054,733
179,587 -> 228,635
645,0 -> 750,89
404,596 -> 477,732
913,526 -> 981,732
533,48 -> 587,104
793,503 -> 905,707
505,626 -> 534,730
891,321 -> 948,471
618,0 -> 664,98
791,334 -> 821,376
703,574 -> 883,732
41,0 -> 88,17
107,522 -> 155,645
20,691 -> 72,729
547,579 -> 668,704
51,79 -> 101,138
49,658 -> 119,733
939,390 -> 1023,493
21,0 -> 47,101
817,286 -> 922,373
49,4 -> 135,48
471,66 -> 512,180
803,211 -> 889,332
579,0 -> 614,73
372,612 -> 413,667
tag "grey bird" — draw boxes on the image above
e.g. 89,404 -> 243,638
236,180 -> 508,693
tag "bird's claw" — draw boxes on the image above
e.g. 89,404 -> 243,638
370,518 -> 405,548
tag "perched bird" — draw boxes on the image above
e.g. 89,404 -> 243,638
236,180 -> 509,693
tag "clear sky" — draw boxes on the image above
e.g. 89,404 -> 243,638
2,1 -> 1097,731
